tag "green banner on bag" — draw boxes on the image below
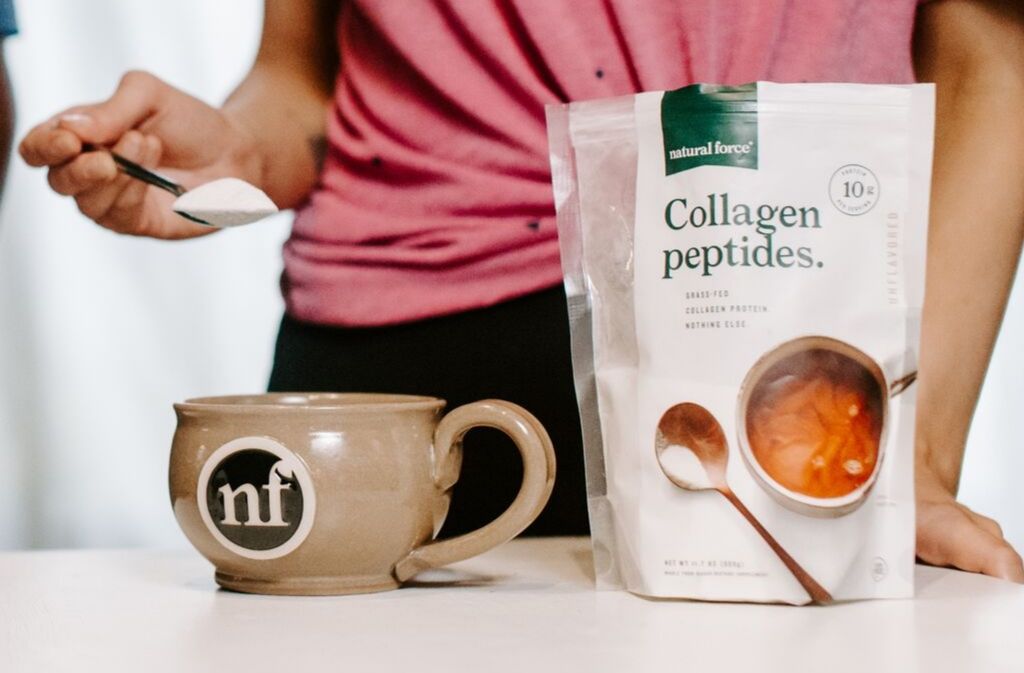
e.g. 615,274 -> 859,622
661,83 -> 759,175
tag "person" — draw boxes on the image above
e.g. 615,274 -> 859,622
0,0 -> 16,202
17,0 -> 1024,580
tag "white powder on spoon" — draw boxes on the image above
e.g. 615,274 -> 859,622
172,177 -> 278,227
658,444 -> 713,490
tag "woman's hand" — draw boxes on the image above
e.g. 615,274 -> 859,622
916,464 -> 1024,582
20,0 -> 336,239
19,70 -> 263,239
912,0 -> 1024,582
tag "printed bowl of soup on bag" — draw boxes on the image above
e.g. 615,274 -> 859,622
736,336 -> 915,517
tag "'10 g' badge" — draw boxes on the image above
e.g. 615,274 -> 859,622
197,437 -> 316,560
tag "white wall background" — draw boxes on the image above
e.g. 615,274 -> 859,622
0,0 -> 1020,553
959,283 -> 1024,552
0,0 -> 288,549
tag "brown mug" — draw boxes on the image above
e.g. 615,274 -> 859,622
169,393 -> 556,595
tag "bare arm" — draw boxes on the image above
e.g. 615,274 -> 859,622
223,0 -> 338,209
913,0 -> 1024,580
18,0 -> 337,237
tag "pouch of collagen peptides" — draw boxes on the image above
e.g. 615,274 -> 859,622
547,83 -> 934,604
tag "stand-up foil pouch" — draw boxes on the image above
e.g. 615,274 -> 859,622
548,83 -> 934,603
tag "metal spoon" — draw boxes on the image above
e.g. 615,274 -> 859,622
655,402 -> 833,604
84,144 -> 211,226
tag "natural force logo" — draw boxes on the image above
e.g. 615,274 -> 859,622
661,83 -> 758,175
668,140 -> 755,162
196,437 -> 316,560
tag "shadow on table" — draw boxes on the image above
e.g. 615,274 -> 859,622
403,567 -> 507,589
177,569 -> 511,594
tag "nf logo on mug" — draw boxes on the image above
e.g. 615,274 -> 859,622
196,437 -> 316,560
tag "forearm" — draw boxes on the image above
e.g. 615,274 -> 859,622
222,0 -> 338,210
914,0 -> 1024,492
222,66 -> 331,210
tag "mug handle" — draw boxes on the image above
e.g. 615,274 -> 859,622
393,400 -> 556,582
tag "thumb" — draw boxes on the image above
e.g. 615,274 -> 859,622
56,70 -> 166,145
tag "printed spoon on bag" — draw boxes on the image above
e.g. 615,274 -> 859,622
655,401 -> 833,604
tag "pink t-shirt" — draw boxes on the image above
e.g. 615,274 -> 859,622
285,0 -> 922,327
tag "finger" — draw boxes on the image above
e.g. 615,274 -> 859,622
918,504 -> 1024,583
73,131 -> 146,226
55,70 -> 165,146
956,529 -> 1024,584
19,122 -> 83,167
984,545 -> 1024,584
99,134 -> 166,234
966,509 -> 1005,540
46,150 -> 117,196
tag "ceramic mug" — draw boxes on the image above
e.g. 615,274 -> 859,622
169,393 -> 556,595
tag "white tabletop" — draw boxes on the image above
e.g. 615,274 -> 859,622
1,538 -> 1021,673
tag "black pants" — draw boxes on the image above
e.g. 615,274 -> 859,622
268,286 -> 589,537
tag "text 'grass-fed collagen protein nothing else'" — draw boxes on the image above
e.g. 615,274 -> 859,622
547,82 -> 935,604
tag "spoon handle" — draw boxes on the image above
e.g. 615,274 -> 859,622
720,488 -> 833,604
83,143 -> 187,197
890,370 -> 917,397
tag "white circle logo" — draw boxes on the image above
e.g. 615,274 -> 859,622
197,437 -> 316,560
871,556 -> 889,582
829,164 -> 880,216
